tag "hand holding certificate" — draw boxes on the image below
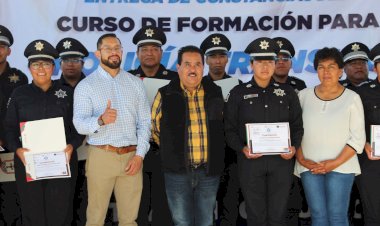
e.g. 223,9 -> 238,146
20,117 -> 71,182
370,125 -> 380,158
246,122 -> 291,155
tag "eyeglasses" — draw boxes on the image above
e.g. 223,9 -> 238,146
100,46 -> 123,54
275,56 -> 291,62
30,62 -> 53,70
61,59 -> 83,64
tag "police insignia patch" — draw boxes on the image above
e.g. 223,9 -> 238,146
55,89 -> 67,99
63,40 -> 72,49
8,73 -> 20,83
145,28 -> 154,37
34,41 -> 44,51
273,88 -> 286,97
212,36 -> 221,45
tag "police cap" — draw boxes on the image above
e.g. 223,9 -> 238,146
273,37 -> 295,57
0,25 -> 13,46
56,37 -> 89,58
244,37 -> 278,60
341,42 -> 370,63
370,43 -> 380,64
133,26 -> 166,47
200,33 -> 231,56
24,39 -> 59,60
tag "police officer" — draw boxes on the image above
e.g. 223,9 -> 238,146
356,43 -> 380,226
273,37 -> 306,93
56,37 -> 88,226
0,24 -> 28,226
129,26 -> 175,226
273,36 -> 307,225
200,33 -> 233,81
129,26 -> 177,80
340,42 -> 371,224
340,42 -> 372,90
200,33 -> 241,226
224,37 -> 303,226
5,39 -> 83,226
56,37 -> 89,88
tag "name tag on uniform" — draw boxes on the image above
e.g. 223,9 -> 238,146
244,94 -> 258,99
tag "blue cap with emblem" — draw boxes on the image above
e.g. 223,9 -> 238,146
24,39 -> 59,61
0,25 -> 13,46
341,42 -> 370,63
244,37 -> 279,61
273,37 -> 295,57
200,33 -> 231,56
56,37 -> 89,59
370,43 -> 380,64
133,26 -> 166,47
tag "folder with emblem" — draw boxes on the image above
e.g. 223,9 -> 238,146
20,117 -> 70,181
371,125 -> 380,157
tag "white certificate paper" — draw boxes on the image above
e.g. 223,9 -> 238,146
246,122 -> 290,155
214,77 -> 240,100
32,152 -> 70,180
371,125 -> 380,157
20,117 -> 70,182
142,78 -> 170,105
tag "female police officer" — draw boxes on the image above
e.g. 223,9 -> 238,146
224,37 -> 303,226
5,39 -> 83,226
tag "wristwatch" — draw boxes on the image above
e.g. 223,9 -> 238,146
98,116 -> 104,126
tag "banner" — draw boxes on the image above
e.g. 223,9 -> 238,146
1,0 -> 380,85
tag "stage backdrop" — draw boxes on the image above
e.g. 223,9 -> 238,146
1,0 -> 380,85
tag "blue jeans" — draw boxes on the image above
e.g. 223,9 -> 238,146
301,171 -> 355,226
164,168 -> 220,226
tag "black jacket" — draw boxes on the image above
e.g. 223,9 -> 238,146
224,78 -> 303,153
357,79 -> 380,170
158,77 -> 225,175
5,80 -> 83,153
0,62 -> 28,148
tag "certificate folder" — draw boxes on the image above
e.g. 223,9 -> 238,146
245,122 -> 291,155
20,117 -> 70,182
371,125 -> 380,157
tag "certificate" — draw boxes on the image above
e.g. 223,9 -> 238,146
142,78 -> 170,105
30,151 -> 70,180
20,117 -> 70,182
214,77 -> 240,100
371,125 -> 380,157
246,122 -> 290,155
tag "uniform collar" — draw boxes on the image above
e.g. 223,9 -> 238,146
250,77 -> 276,88
135,64 -> 166,78
31,80 -> 55,93
59,73 -> 86,88
204,73 -> 230,81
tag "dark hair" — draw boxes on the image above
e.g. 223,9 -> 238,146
177,45 -> 204,65
96,33 -> 121,49
313,47 -> 344,70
